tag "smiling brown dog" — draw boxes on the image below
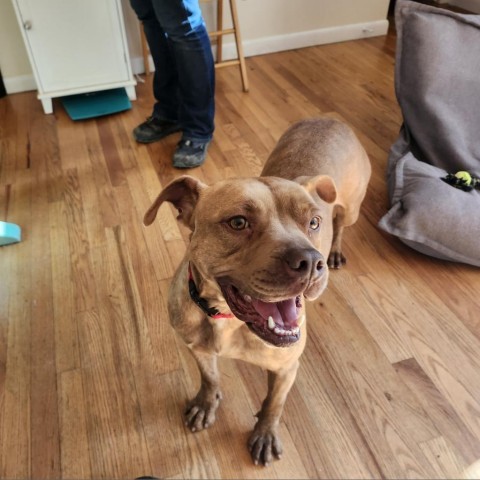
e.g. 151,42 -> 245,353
143,116 -> 370,466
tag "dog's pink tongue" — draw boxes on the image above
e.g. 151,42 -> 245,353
251,298 -> 298,327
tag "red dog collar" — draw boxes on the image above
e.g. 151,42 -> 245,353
188,264 -> 234,320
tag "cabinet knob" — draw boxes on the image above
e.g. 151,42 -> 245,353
23,21 -> 32,30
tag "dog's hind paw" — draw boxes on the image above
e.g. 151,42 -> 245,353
248,425 -> 283,466
184,389 -> 222,432
328,250 -> 346,269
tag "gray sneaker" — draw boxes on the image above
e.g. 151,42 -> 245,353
173,138 -> 210,169
133,116 -> 181,143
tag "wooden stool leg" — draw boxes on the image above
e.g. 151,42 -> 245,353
209,0 -> 248,92
216,0 -> 224,64
140,24 -> 150,76
229,0 -> 249,92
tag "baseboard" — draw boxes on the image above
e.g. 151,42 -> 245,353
222,19 -> 390,59
4,74 -> 36,94
131,56 -> 150,76
7,19 -> 390,91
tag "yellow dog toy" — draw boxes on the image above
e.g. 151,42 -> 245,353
442,171 -> 480,192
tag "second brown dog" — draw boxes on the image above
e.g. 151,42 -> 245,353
262,116 -> 371,268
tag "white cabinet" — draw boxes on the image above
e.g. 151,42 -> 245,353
12,0 -> 136,114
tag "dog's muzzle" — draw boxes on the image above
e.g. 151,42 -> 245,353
218,282 -> 303,347
217,247 -> 327,347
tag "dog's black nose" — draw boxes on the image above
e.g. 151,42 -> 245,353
284,247 -> 324,276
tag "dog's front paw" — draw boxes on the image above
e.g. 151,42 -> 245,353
184,388 -> 222,432
328,250 -> 346,269
248,423 -> 283,467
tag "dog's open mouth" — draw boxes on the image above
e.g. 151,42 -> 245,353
219,283 -> 302,347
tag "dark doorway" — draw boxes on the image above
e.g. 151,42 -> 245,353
388,0 -> 397,16
0,68 -> 6,98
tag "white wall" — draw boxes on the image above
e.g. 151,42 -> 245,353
1,0 -> 390,94
205,0 -> 390,59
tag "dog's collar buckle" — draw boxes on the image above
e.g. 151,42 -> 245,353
188,264 -> 234,320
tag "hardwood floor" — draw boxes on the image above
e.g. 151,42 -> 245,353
1,25 -> 480,479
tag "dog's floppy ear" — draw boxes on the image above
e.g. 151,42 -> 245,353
143,175 -> 206,230
296,175 -> 337,204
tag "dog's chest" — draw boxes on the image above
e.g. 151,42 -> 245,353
209,318 -> 248,357
207,318 -> 305,370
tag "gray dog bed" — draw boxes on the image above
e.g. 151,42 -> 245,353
378,0 -> 480,267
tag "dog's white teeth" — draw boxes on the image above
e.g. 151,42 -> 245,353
271,324 -> 300,337
244,294 -> 252,303
268,316 -> 276,330
274,327 -> 288,336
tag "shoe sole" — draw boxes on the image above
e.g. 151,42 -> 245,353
172,158 -> 206,169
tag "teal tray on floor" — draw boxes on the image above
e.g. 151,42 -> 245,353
0,221 -> 21,246
61,88 -> 131,120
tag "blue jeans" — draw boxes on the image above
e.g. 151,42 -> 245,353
130,0 -> 215,141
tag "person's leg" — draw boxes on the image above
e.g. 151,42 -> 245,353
150,0 -> 215,145
131,0 -> 215,166
130,0 -> 182,142
130,0 -> 179,121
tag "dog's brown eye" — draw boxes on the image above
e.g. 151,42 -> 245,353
309,216 -> 321,230
228,216 -> 249,230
